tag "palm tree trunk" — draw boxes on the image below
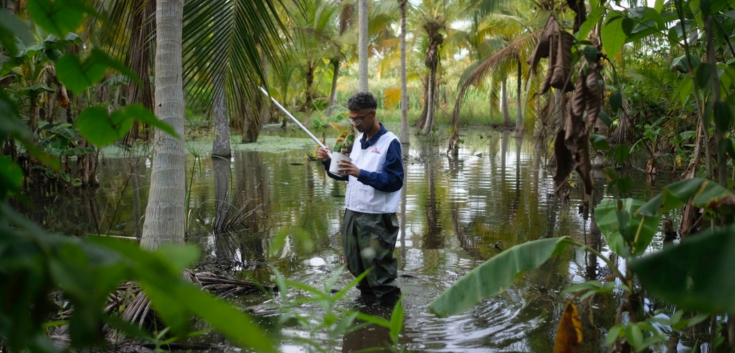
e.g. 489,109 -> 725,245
212,85 -> 230,157
259,48 -> 270,126
358,0 -> 368,92
141,0 -> 186,250
516,58 -> 522,133
423,65 -> 436,135
305,64 -> 314,123
399,0 -> 409,145
212,16 -> 230,157
326,59 -> 340,116
502,78 -> 511,126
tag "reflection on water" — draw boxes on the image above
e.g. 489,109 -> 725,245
18,128 -> 672,352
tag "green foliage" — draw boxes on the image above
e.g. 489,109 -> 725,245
594,199 -> 661,256
602,13 -> 628,59
637,178 -> 733,216
428,237 -> 573,317
631,226 -> 735,313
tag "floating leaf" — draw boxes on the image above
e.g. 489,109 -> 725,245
553,301 -> 583,353
630,226 -> 735,313
428,237 -> 573,317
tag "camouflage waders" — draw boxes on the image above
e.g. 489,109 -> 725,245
341,209 -> 400,298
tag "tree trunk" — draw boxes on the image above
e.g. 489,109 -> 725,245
141,0 -> 186,250
417,74 -> 430,128
358,0 -> 368,92
515,58 -> 522,133
399,0 -> 409,146
212,85 -> 230,157
502,78 -> 511,126
259,47 -> 270,126
422,65 -> 436,135
132,169 -> 142,239
304,64 -> 314,124
326,59 -> 340,116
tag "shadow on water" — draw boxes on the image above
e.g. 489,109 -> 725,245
19,128 -> 675,352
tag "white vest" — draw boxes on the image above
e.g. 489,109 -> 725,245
344,131 -> 402,214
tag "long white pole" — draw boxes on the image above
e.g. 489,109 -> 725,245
258,86 -> 329,151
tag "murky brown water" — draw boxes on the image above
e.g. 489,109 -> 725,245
18,126 -> 676,352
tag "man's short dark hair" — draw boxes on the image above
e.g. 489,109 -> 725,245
347,92 -> 378,111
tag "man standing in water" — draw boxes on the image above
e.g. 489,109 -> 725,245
318,92 -> 404,304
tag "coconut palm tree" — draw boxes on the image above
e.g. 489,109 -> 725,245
140,0 -> 186,250
358,0 -> 368,92
417,4 -> 446,135
447,5 -> 540,156
398,0 -> 409,145
138,0 -> 287,249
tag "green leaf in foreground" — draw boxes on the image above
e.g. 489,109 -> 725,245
124,104 -> 179,139
595,199 -> 661,257
601,15 -> 627,60
56,53 -> 106,94
630,226 -> 735,313
637,178 -> 733,216
27,0 -> 85,38
76,106 -> 133,147
428,237 -> 572,317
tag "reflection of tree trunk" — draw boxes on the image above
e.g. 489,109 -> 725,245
399,0 -> 409,146
516,58 -> 523,133
423,158 -> 442,249
587,188 -> 604,280
515,136 -> 521,204
422,65 -> 437,135
213,157 -> 237,259
399,150 -> 408,268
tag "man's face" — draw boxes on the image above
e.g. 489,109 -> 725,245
348,109 -> 374,133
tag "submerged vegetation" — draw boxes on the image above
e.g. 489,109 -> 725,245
2,0 -> 735,351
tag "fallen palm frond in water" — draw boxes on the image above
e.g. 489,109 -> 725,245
49,270 -> 275,344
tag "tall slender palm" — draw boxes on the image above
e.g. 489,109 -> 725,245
447,7 -> 539,156
419,9 -> 446,135
358,0 -> 369,92
140,0 -> 186,249
398,0 -> 409,145
326,1 -> 353,116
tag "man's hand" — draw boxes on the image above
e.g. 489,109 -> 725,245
338,160 -> 361,177
317,147 -> 330,162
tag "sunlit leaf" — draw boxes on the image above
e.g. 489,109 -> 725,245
577,6 -> 605,40
602,15 -> 627,60
429,237 -> 573,317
